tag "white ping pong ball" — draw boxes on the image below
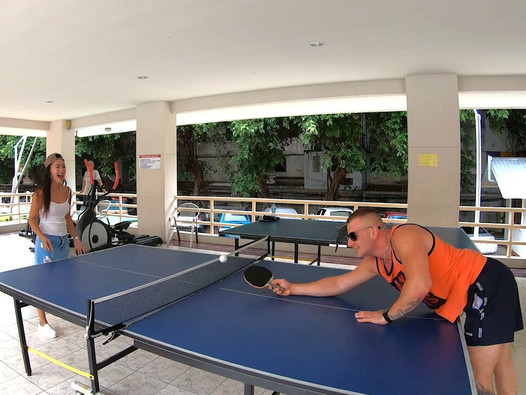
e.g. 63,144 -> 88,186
219,255 -> 228,263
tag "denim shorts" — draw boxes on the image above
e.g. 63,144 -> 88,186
34,234 -> 70,264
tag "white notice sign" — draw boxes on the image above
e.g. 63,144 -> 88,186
139,154 -> 161,170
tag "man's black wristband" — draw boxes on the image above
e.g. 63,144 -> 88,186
382,309 -> 394,324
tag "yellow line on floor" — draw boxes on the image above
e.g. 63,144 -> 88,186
28,347 -> 94,380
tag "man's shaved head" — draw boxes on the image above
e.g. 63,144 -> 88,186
347,208 -> 384,227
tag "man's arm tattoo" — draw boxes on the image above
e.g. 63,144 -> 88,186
476,383 -> 494,395
390,298 -> 422,320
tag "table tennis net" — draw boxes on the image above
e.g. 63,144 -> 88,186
90,237 -> 269,327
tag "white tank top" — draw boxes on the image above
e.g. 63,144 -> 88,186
39,189 -> 71,236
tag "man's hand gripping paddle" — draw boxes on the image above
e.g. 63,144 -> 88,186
243,265 -> 285,291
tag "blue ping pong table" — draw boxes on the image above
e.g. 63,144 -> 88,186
0,235 -> 476,395
219,218 -> 346,265
219,218 -> 478,266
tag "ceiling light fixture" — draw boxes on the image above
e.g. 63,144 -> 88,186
104,127 -> 112,132
46,100 -> 54,104
137,75 -> 148,79
309,41 -> 324,47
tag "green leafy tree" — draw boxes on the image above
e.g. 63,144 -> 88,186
367,112 -> 408,177
295,112 -> 408,201
295,114 -> 366,200
176,125 -> 203,195
459,110 -> 478,193
497,109 -> 526,155
75,132 -> 136,191
227,118 -> 293,198
177,122 -> 232,196
484,109 -> 509,135
0,136 -> 46,186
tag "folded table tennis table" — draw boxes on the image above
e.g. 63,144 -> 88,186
0,230 -> 477,394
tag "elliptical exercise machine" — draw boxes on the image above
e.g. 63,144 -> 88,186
76,160 -> 162,252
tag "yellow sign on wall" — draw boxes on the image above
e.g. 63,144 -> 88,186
418,153 -> 438,167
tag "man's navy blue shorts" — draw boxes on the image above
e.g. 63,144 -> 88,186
464,257 -> 523,346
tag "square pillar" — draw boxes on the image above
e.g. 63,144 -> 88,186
136,102 -> 176,240
405,74 -> 460,227
47,120 -> 77,192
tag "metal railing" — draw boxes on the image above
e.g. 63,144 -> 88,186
174,195 -> 526,263
174,195 -> 407,228
0,192 -> 33,223
0,191 -> 138,226
459,205 -> 526,260
2,191 -> 525,264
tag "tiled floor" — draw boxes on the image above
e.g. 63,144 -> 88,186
0,232 -> 525,395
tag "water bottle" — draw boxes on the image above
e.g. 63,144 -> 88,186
271,203 -> 276,218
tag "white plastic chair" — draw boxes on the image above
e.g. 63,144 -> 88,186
167,203 -> 200,247
96,199 -> 112,225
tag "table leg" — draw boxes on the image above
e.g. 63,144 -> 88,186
86,336 -> 101,394
294,243 -> 299,263
14,299 -> 31,376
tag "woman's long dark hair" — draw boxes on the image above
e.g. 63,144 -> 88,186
40,166 -> 52,216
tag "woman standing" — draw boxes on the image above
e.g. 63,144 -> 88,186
28,153 -> 86,338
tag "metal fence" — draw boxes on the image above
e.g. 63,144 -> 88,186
174,195 -> 526,263
0,191 -> 137,226
2,191 -> 525,264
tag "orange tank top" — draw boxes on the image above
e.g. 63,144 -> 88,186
376,224 -> 486,323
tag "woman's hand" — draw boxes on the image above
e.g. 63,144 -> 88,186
40,236 -> 53,252
73,238 -> 87,255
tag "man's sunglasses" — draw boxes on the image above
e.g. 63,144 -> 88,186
347,225 -> 381,241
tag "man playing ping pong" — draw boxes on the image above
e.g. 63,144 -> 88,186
271,208 -> 523,395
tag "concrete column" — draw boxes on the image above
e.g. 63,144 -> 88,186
47,120 -> 76,192
136,102 -> 176,240
405,74 -> 460,227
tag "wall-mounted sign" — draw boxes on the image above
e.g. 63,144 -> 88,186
418,153 -> 438,167
139,154 -> 161,170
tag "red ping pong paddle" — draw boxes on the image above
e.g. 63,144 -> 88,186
244,266 -> 285,291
